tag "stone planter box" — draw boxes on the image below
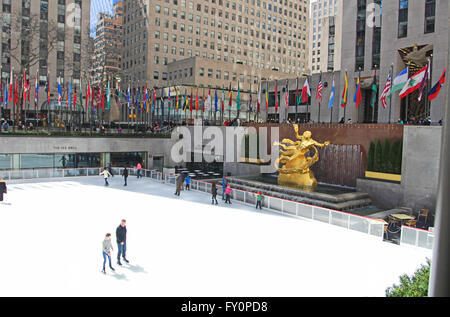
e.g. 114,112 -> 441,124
365,171 -> 402,182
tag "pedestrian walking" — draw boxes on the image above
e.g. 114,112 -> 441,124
185,176 -> 191,191
102,233 -> 115,274
175,174 -> 184,196
225,184 -> 232,204
256,191 -> 263,210
222,176 -> 228,200
116,219 -> 129,266
211,182 -> 218,205
136,163 -> 142,179
122,167 -> 129,186
0,178 -> 7,202
99,168 -> 112,186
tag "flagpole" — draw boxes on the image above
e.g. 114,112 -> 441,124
388,64 -> 394,124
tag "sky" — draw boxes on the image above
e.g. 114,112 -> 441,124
90,0 -> 120,37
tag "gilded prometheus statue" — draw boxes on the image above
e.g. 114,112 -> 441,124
274,125 -> 330,187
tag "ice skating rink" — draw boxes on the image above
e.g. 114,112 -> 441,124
0,176 -> 431,297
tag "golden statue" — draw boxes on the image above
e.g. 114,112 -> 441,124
274,125 -> 330,187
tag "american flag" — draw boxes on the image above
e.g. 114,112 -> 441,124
316,73 -> 323,103
380,70 -> 392,109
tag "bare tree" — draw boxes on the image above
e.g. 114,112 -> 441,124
8,13 -> 58,74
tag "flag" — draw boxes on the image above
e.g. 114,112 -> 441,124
341,72 -> 348,108
34,72 -> 39,109
354,74 -> 362,108
302,78 -> 311,104
418,61 -> 431,102
4,79 -> 8,105
46,77 -> 50,106
144,85 -> 148,112
370,71 -> 378,108
73,88 -> 77,110
127,85 -> 130,109
161,88 -> 164,113
176,88 -> 179,112
265,82 -> 269,113
214,89 -> 218,113
295,79 -> 301,105
257,85 -> 261,113
58,79 -> 63,107
249,89 -> 253,112
316,73 -> 323,103
68,80 -> 72,109
428,68 -> 446,102
190,89 -> 193,112
400,65 -> 428,99
275,82 -> 278,112
222,88 -> 225,112
153,89 -> 157,113
390,67 -> 409,96
380,69 -> 392,109
285,81 -> 289,109
14,78 -> 18,106
9,69 -> 13,102
194,89 -> 198,112
228,85 -> 232,109
202,90 -> 205,112
206,89 -> 211,112
236,84 -> 241,111
183,89 -> 187,111
23,72 -> 28,103
106,81 -> 111,110
328,77 -> 335,110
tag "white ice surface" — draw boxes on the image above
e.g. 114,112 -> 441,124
0,176 -> 431,297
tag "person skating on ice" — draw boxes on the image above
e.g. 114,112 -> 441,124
175,173 -> 184,196
99,168 -> 112,186
136,162 -> 142,179
122,167 -> 129,186
185,175 -> 191,191
256,192 -> 263,210
0,178 -> 7,203
211,182 -> 218,205
225,184 -> 232,204
221,176 -> 228,200
116,219 -> 129,265
102,233 -> 115,274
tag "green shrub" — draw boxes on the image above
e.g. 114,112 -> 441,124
367,141 -> 375,172
381,139 -> 391,173
386,259 -> 431,297
373,139 -> 382,172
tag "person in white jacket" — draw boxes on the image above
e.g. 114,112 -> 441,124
100,168 -> 112,186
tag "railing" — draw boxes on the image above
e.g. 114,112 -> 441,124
0,167 -> 394,244
189,179 -> 385,240
400,226 -> 435,250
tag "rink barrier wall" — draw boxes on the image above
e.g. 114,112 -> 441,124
400,225 -> 435,250
1,167 -> 433,249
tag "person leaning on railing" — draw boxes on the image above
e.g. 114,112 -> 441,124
0,178 -> 7,202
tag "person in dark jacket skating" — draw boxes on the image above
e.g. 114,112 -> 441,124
0,178 -> 7,202
122,167 -> 129,186
211,183 -> 218,205
116,219 -> 129,265
175,174 -> 184,196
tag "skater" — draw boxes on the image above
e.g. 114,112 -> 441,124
116,219 -> 129,265
225,184 -> 232,204
136,162 -> 142,179
211,182 -> 218,205
222,176 -> 228,200
99,168 -> 112,186
256,191 -> 263,210
0,178 -> 6,202
102,233 -> 115,274
185,175 -> 191,191
108,163 -> 114,177
122,167 -> 129,186
175,173 -> 184,196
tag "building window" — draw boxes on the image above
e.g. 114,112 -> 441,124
425,0 -> 436,34
355,0 -> 366,71
398,0 -> 408,38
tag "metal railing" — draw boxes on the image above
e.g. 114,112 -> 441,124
0,167 -> 392,243
188,179 -> 385,240
400,226 -> 435,250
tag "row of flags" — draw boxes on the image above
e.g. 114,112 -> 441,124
379,63 -> 447,109
2,66 -> 446,116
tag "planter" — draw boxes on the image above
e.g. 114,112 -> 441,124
365,171 -> 402,182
